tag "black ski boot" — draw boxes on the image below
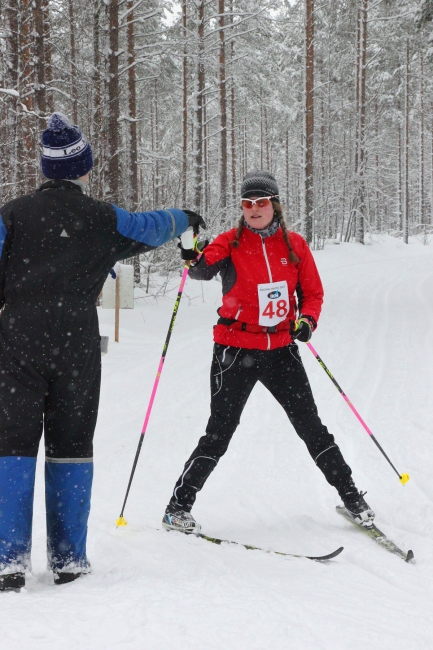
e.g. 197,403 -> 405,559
339,478 -> 375,527
54,572 -> 82,585
0,572 -> 25,591
343,491 -> 375,526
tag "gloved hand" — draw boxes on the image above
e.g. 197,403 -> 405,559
290,315 -> 316,343
178,239 -> 209,261
182,209 -> 206,234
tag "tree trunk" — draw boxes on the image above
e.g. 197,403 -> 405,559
375,100 -> 380,231
106,0 -> 120,204
264,103 -> 270,170
218,0 -> 227,210
404,39 -> 409,244
33,0 -> 46,116
285,130 -> 289,215
203,95 -> 209,212
230,79 -> 236,211
5,0 -> 20,194
356,0 -> 367,244
230,0 -> 236,214
347,2 -> 361,242
260,90 -> 263,169
304,0 -> 314,244
20,1 -> 35,188
419,50 -> 425,224
182,0 -> 188,206
244,116 -> 248,177
43,0 -> 54,113
431,102 -> 433,225
68,0 -> 78,123
193,0 -> 205,212
398,123 -> 403,232
91,0 -> 103,198
126,0 -> 140,284
127,0 -> 138,211
154,78 -> 160,208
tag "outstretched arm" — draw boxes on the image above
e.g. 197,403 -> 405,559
112,205 -> 189,247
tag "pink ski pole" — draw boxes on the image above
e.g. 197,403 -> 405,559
116,262 -> 191,526
305,342 -> 409,485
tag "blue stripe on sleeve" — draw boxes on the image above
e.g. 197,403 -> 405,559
0,215 -> 7,259
112,205 -> 188,247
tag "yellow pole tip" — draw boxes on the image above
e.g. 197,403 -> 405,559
399,473 -> 410,485
116,516 -> 128,527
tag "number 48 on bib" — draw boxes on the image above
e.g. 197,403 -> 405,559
258,281 -> 289,327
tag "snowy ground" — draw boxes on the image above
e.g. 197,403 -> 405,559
2,234 -> 433,649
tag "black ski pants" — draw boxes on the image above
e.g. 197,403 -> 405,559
0,301 -> 100,459
170,343 -> 352,511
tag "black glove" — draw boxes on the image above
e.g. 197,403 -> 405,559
178,242 -> 198,260
182,209 -> 206,235
290,315 -> 316,343
178,239 -> 209,261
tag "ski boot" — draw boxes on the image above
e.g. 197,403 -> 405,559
342,491 -> 375,527
54,572 -> 83,586
162,504 -> 201,534
0,572 -> 25,592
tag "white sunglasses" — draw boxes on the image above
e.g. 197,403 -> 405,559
241,195 -> 279,208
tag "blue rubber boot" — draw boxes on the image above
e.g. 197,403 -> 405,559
45,460 -> 93,575
0,456 -> 37,574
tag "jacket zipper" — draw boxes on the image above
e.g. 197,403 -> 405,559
262,239 -> 273,282
262,239 -> 272,350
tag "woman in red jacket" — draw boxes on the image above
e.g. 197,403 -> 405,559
163,171 -> 374,533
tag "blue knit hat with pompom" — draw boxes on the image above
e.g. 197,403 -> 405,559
41,113 -> 93,180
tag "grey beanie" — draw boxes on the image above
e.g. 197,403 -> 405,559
241,170 -> 279,201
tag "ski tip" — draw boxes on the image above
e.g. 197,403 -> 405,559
116,516 -> 128,528
406,549 -> 415,564
307,546 -> 344,562
399,473 -> 410,485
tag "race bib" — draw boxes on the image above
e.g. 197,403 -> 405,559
258,281 -> 289,327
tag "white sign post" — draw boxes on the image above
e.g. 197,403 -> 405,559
101,263 -> 134,343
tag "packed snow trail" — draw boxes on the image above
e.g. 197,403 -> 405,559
1,235 -> 433,650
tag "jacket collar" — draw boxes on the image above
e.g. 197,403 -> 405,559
38,179 -> 84,193
244,217 -> 280,239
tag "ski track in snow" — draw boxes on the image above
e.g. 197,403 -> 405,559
2,235 -> 433,649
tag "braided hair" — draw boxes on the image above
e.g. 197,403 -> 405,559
231,201 -> 299,265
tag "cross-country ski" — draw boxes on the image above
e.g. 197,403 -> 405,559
336,506 -> 414,563
163,527 -> 344,562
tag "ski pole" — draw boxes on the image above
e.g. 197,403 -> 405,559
116,239 -> 195,527
305,341 -> 410,485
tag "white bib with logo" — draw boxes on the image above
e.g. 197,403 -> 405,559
257,280 -> 289,327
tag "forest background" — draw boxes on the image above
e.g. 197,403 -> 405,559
1,0 -> 433,289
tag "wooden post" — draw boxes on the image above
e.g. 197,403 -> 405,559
115,267 -> 120,342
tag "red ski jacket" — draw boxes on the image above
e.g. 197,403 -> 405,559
189,226 -> 324,350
